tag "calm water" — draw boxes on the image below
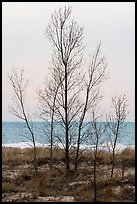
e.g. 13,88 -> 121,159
2,122 -> 135,148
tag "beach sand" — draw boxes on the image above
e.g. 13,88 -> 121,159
2,147 -> 135,202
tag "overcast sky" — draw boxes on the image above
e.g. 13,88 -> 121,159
2,2 -> 135,122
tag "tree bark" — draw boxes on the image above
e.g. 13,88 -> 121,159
93,158 -> 97,202
65,63 -> 70,175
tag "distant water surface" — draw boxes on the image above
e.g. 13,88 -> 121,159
2,122 -> 135,149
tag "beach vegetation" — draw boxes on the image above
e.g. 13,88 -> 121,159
106,94 -> 128,179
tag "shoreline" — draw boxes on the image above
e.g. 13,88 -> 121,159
2,141 -> 135,152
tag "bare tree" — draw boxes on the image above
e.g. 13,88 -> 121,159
74,42 -> 107,172
8,69 -> 38,174
42,6 -> 108,176
45,6 -> 84,175
37,77 -> 60,170
107,94 -> 128,179
87,106 -> 107,202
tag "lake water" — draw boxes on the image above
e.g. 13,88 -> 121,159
2,122 -> 135,150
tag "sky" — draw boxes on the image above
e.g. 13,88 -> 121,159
2,2 -> 135,122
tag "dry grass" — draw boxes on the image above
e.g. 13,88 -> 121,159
96,150 -> 111,165
2,182 -> 19,193
74,183 -> 93,202
117,147 -> 135,167
2,146 -> 135,202
99,187 -> 116,202
38,169 -> 66,196
2,146 -> 135,166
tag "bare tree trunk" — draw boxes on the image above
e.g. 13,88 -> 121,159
121,163 -> 125,181
111,148 -> 115,179
50,120 -> 53,170
88,107 -> 107,202
65,63 -> 70,175
37,80 -> 60,171
74,129 -> 80,172
107,95 -> 128,180
74,42 -> 107,172
75,88 -> 89,172
50,95 -> 57,170
20,101 -> 38,175
110,123 -> 119,179
93,157 -> 97,202
75,119 -> 84,172
8,69 -> 38,175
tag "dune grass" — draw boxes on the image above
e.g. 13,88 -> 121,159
2,146 -> 135,202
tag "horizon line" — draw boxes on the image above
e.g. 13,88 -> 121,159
2,120 -> 135,123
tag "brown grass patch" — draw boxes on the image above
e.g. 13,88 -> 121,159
2,146 -> 135,202
117,147 -> 135,167
38,169 -> 66,196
